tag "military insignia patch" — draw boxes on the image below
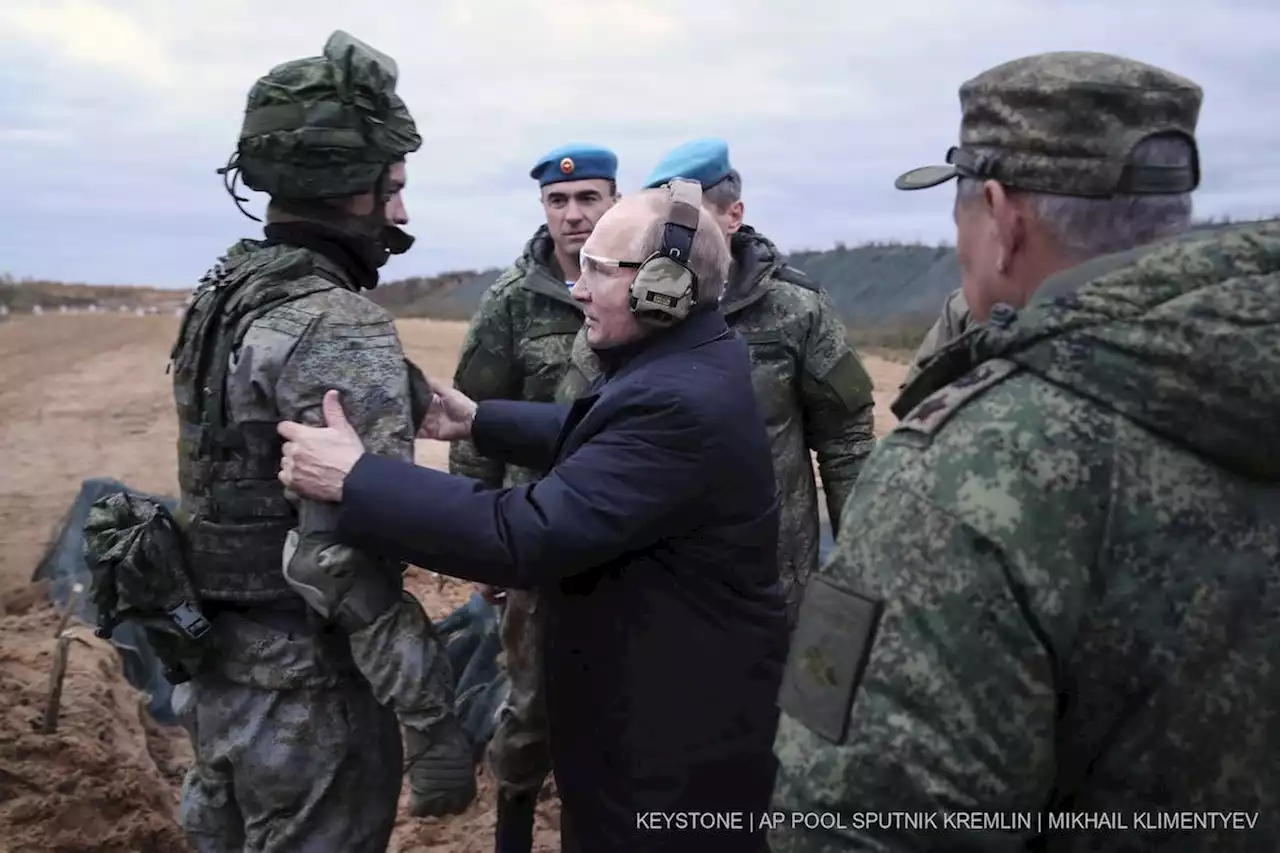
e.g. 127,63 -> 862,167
560,157 -> 575,175
896,358 -> 1020,438
777,575 -> 883,744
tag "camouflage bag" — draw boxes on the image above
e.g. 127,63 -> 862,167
83,491 -> 213,685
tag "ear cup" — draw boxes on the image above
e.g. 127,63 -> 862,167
629,255 -> 696,326
627,178 -> 704,327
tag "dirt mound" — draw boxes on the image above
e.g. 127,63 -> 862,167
0,590 -> 191,853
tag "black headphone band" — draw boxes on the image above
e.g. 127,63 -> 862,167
660,181 -> 702,301
627,179 -> 705,324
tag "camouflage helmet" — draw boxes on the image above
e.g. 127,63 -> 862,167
228,31 -> 422,201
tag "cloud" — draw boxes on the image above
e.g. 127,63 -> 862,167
0,0 -> 1276,287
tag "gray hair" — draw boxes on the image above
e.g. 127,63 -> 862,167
635,188 -> 732,305
703,169 -> 742,212
956,134 -> 1194,258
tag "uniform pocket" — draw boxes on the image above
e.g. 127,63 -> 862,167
211,611 -> 348,690
519,325 -> 580,402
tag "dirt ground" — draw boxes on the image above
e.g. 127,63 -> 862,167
0,313 -> 909,853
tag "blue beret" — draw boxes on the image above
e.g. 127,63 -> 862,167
643,138 -> 732,190
530,143 -> 618,187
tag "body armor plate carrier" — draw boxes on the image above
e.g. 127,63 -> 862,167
169,242 -> 346,603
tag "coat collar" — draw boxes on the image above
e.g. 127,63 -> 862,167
596,307 -> 731,383
551,308 -> 731,464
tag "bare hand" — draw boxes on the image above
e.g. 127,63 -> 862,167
418,376 -> 478,441
277,390 -> 366,502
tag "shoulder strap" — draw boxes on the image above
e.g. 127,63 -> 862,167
894,358 -> 1021,438
773,264 -> 819,292
181,248 -> 344,455
211,274 -> 341,450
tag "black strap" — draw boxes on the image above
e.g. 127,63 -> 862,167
948,145 -> 1198,195
194,262 -> 343,454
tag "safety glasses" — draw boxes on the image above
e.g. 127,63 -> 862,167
579,250 -> 643,277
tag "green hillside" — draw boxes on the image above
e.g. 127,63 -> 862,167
366,268 -> 506,322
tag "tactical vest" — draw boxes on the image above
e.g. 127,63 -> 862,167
169,242 -> 348,603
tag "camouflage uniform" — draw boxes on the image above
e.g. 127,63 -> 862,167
899,287 -> 974,390
168,33 -> 472,852
773,53 -> 1280,853
449,226 -> 584,802
560,224 -> 878,622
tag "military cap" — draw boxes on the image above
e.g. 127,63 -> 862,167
895,51 -> 1203,198
530,143 -> 618,187
644,138 -> 732,190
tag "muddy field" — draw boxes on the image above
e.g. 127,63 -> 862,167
0,313 -> 908,852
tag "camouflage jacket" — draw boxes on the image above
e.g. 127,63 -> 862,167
771,220 -> 1280,852
557,225 -> 877,622
449,226 -> 584,489
899,286 -> 975,392
173,238 -> 417,685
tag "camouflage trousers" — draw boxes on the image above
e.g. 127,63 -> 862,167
172,609 -> 403,853
347,590 -> 459,733
486,588 -> 552,795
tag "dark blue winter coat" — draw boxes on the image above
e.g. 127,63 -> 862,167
337,307 -> 788,852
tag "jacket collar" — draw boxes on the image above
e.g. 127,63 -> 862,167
596,306 -> 731,383
262,220 -> 378,291
721,225 -> 781,314
516,225 -> 581,310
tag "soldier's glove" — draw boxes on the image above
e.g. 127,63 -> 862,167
281,531 -> 402,632
404,713 -> 478,817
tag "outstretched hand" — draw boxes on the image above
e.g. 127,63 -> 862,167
278,390 -> 366,502
418,376 -> 478,441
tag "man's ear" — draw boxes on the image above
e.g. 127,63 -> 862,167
728,199 -> 745,234
984,180 -> 1022,276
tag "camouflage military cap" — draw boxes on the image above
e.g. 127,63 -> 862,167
234,30 -> 422,200
896,51 -> 1203,198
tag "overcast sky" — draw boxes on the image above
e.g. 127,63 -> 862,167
2,0 -> 1277,289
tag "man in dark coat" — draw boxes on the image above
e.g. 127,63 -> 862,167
276,179 -> 789,852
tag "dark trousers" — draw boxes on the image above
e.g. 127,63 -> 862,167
558,750 -> 777,852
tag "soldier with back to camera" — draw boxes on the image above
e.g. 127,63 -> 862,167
772,50 -> 1280,853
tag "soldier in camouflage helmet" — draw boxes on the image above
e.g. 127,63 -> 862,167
772,51 -> 1280,852
167,32 -> 473,851
447,142 -> 619,852
560,138 -> 878,623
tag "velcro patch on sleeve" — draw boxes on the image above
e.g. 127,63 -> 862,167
820,350 -> 875,412
777,574 -> 883,744
895,358 -> 1020,438
457,346 -> 515,399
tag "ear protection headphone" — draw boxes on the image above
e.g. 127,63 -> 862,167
628,178 -> 703,327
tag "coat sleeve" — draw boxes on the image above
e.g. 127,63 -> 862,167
797,289 -> 877,530
268,301 -> 416,590
471,399 -> 570,473
770,470 -> 1058,852
336,390 -> 709,588
449,277 -> 520,487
